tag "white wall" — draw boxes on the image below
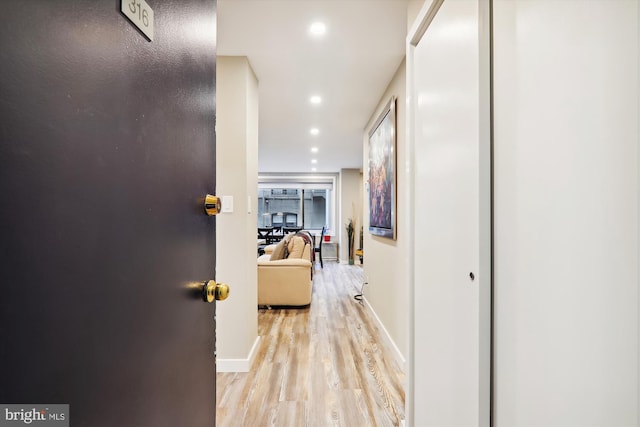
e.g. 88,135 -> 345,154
407,0 -> 425,30
215,56 -> 259,371
493,1 -> 639,424
363,59 -> 408,366
339,168 -> 362,264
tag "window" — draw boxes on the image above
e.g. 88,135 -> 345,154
257,188 -> 301,227
303,189 -> 329,229
257,176 -> 335,233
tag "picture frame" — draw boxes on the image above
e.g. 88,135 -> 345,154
367,96 -> 396,240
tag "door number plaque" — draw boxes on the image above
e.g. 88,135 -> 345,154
121,0 -> 154,41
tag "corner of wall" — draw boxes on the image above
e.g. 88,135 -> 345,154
339,168 -> 363,263
215,56 -> 259,367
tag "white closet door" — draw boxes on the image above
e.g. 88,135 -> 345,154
411,0 -> 484,424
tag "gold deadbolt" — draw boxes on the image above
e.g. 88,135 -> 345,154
204,194 -> 221,216
203,280 -> 230,303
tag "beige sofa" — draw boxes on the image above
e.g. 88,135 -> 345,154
257,234 -> 313,306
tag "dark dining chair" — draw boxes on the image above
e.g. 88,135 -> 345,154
258,227 -> 281,245
269,226 -> 283,244
283,226 -> 303,235
315,226 -> 325,268
257,227 -> 274,240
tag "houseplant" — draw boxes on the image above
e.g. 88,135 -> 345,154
345,218 -> 355,265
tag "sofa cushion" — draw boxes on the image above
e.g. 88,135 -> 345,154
270,238 -> 288,260
287,236 -> 305,259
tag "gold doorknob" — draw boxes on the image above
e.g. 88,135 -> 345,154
203,280 -> 230,303
204,194 -> 221,216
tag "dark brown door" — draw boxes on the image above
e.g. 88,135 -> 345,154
0,1 -> 218,425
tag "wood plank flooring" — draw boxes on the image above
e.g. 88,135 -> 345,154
216,262 -> 405,427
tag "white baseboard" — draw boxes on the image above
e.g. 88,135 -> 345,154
216,336 -> 260,373
362,295 -> 406,371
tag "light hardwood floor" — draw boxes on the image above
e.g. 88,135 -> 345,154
216,262 -> 405,427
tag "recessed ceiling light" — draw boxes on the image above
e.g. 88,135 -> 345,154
311,147 -> 319,153
309,22 -> 326,36
311,159 -> 318,164
311,167 -> 317,172
310,95 -> 322,105
310,128 -> 319,135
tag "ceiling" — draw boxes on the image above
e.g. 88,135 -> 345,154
217,0 -> 410,174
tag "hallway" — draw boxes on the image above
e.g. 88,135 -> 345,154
216,262 -> 405,426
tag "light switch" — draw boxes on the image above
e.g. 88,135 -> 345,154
247,196 -> 252,214
221,196 -> 233,213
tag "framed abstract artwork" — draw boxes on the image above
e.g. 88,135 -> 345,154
368,96 -> 396,240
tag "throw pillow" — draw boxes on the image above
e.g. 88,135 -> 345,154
287,236 -> 305,259
269,239 -> 288,260
270,234 -> 294,260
